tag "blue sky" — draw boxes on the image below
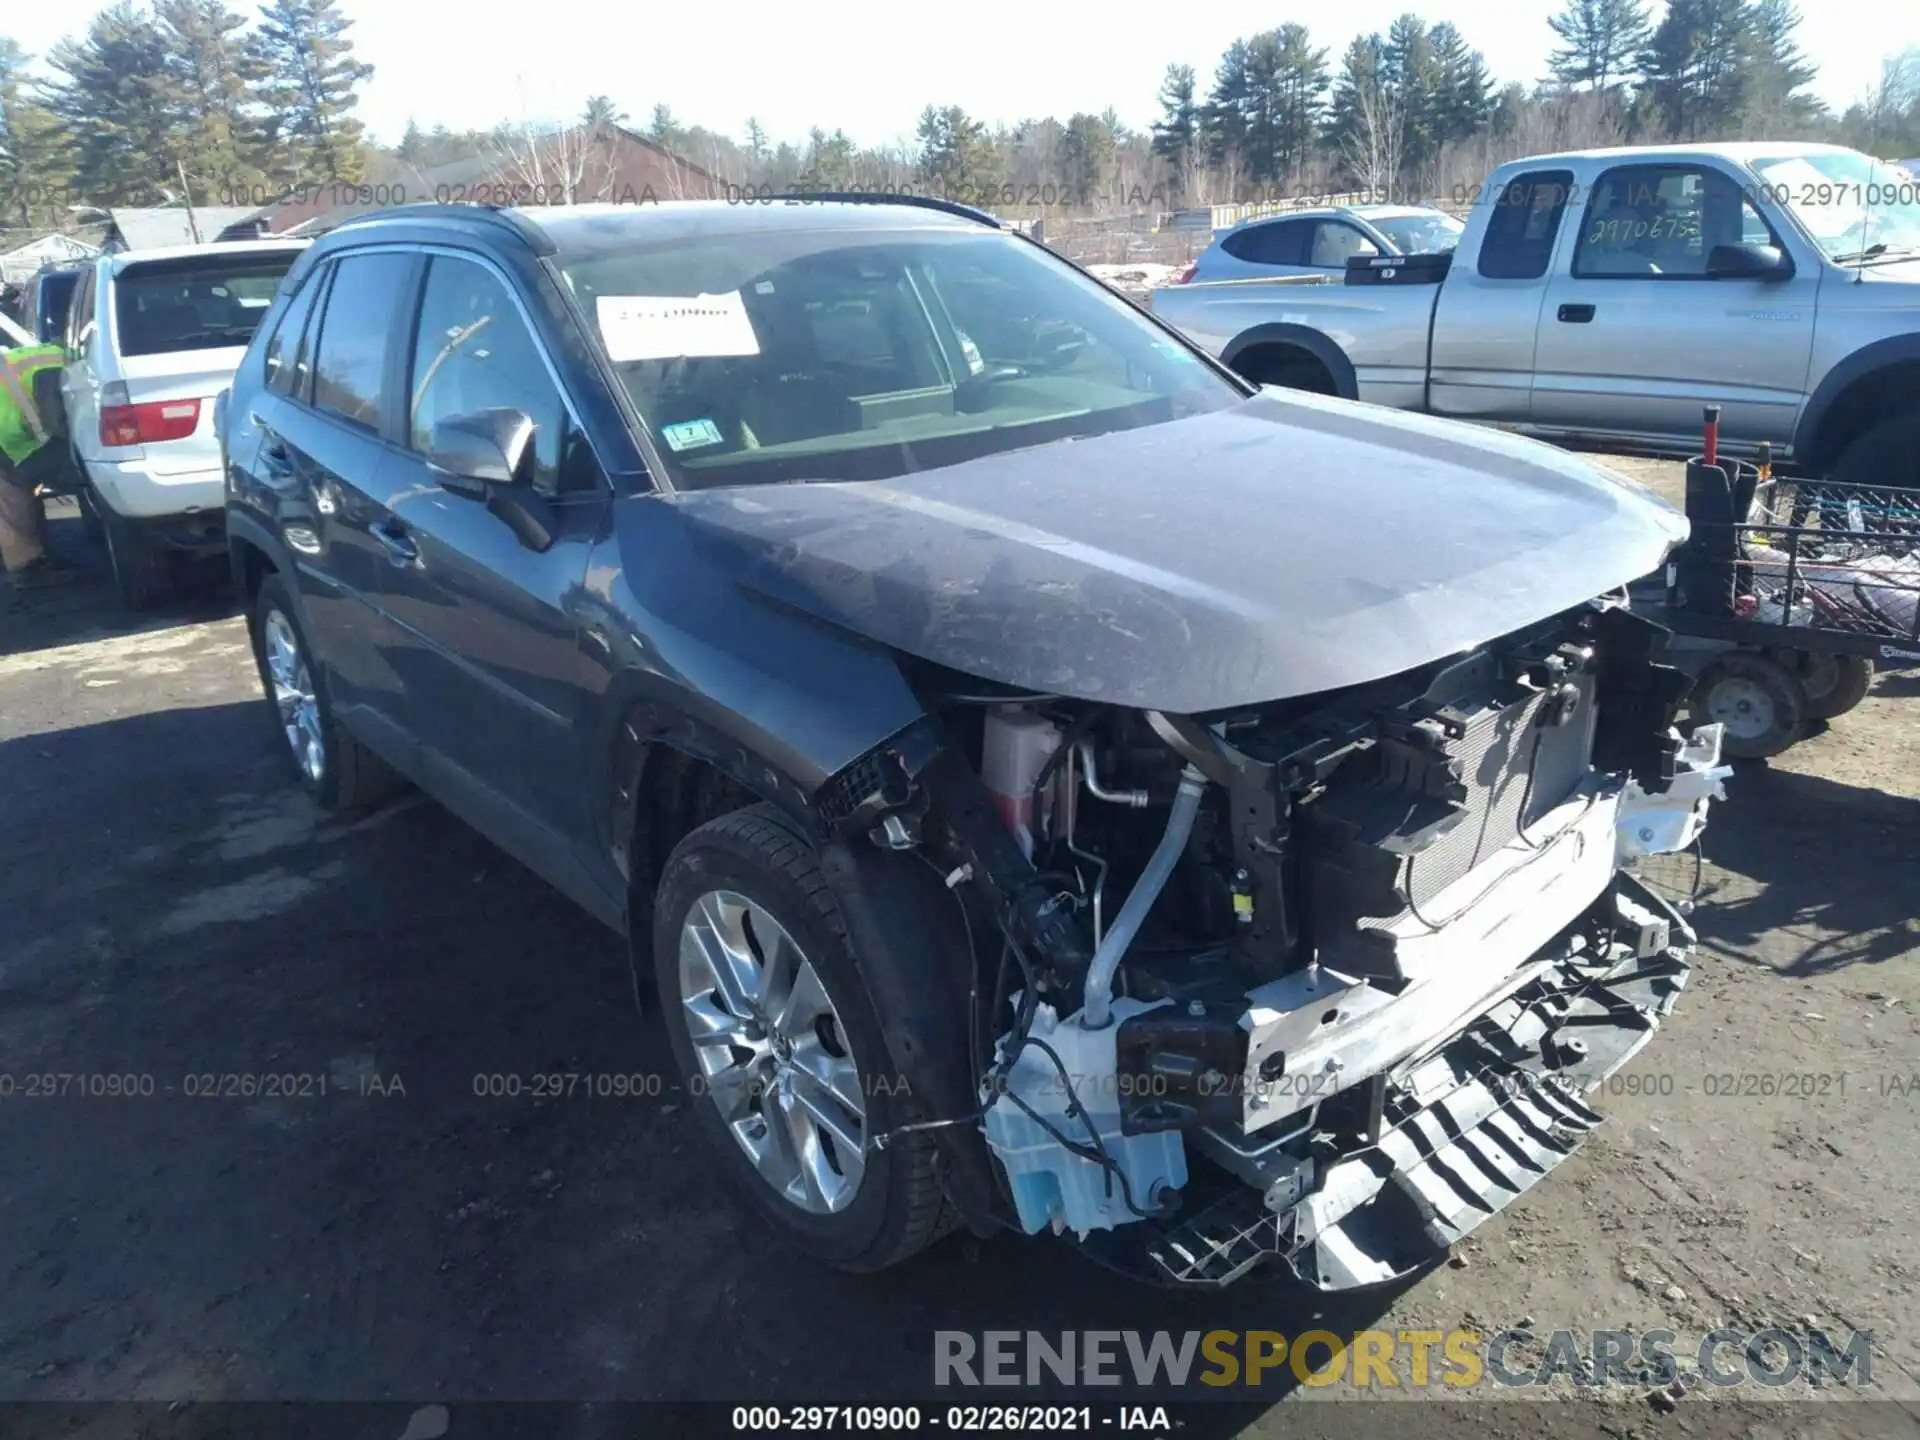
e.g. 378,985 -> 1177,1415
9,0 -> 1918,149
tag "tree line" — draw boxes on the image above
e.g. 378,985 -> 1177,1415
5,0 -> 1920,240
1,0 -> 372,229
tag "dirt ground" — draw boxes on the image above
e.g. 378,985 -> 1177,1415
1,467 -> 1917,1438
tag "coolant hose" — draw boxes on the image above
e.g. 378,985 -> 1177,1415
1079,763 -> 1208,1029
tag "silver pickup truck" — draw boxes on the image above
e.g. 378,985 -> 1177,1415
1151,142 -> 1920,488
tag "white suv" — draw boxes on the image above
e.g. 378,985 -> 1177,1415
62,240 -> 307,607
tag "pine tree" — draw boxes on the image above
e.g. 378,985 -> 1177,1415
915,105 -> 999,193
1546,0 -> 1651,90
581,95 -> 627,128
1205,40 -> 1253,175
1637,0 -> 1751,140
0,38 -> 72,227
47,4 -> 179,204
1383,14 -> 1441,194
1740,0 -> 1821,136
1271,24 -> 1330,186
743,117 -> 769,165
648,103 -> 681,147
1237,26 -> 1328,186
1060,111 -> 1117,203
156,0 -> 258,194
248,0 -> 373,185
1150,64 -> 1199,177
802,127 -> 857,188
1427,23 -> 1491,147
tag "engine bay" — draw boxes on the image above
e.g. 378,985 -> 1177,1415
814,597 -> 1728,1287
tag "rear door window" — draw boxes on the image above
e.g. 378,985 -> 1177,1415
112,251 -> 301,357
311,251 -> 416,430
1478,170 -> 1575,280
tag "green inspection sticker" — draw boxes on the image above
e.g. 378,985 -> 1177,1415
660,418 -> 724,452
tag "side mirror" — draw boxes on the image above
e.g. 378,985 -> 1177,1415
1705,243 -> 1792,281
426,407 -> 535,497
425,407 -> 555,553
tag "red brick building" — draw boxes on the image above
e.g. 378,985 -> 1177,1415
240,124 -> 728,236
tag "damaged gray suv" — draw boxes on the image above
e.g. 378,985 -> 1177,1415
222,196 -> 1728,1288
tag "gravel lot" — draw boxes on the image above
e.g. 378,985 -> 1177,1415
2,468 -> 1918,1436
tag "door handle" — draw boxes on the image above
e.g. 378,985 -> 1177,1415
1557,303 -> 1596,323
371,518 -> 420,566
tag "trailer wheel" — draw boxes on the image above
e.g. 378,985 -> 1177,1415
1691,654 -> 1806,759
1775,649 -> 1874,720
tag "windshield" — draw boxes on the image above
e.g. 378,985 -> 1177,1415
1750,149 -> 1920,261
558,226 -> 1241,489
114,251 -> 300,357
1370,212 -> 1466,255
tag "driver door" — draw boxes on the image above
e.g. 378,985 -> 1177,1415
376,251 -> 615,912
1532,161 -> 1819,449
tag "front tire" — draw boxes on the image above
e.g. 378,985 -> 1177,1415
247,572 -> 402,811
653,805 -> 950,1272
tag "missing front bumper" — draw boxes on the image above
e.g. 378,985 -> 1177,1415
1093,876 -> 1692,1290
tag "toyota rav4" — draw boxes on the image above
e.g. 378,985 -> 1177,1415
221,198 -> 1727,1288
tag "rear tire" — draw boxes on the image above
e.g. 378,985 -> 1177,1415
1691,653 -> 1806,759
1776,648 -> 1874,721
76,481 -> 104,544
653,804 -> 951,1272
248,572 -> 404,811
96,493 -> 174,611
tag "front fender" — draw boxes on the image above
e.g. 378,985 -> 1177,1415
581,495 -> 930,873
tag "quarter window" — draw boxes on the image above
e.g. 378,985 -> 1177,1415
265,269 -> 322,398
1308,222 -> 1379,268
1574,164 -> 1774,279
406,255 -> 566,491
311,251 -> 414,429
1222,220 -> 1307,267
1478,170 -> 1574,280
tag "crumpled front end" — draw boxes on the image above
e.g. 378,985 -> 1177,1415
817,595 -> 1727,1290
1135,872 -> 1701,1290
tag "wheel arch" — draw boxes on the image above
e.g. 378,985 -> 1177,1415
1220,323 -> 1358,399
225,508 -> 294,608
1794,335 -> 1920,472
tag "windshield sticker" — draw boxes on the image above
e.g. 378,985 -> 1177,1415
660,417 -> 725,452
596,292 -> 760,362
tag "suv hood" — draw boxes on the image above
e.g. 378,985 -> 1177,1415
662,390 -> 1687,713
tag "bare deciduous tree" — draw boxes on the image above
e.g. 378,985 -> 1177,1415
1342,62 -> 1405,200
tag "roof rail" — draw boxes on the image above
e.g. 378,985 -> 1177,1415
755,190 -> 1001,229
317,202 -> 556,255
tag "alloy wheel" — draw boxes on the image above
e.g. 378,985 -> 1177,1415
678,888 -> 867,1214
263,609 -> 325,783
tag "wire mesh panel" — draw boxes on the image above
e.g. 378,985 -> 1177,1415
1674,460 -> 1920,652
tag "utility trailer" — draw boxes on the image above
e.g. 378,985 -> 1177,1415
1635,450 -> 1920,758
